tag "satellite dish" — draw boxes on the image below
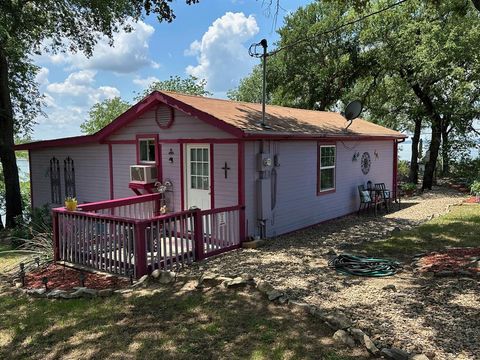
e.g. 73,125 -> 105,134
344,100 -> 363,121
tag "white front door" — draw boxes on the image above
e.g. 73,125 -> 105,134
186,144 -> 211,210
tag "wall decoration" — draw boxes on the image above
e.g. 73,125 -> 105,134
221,162 -> 231,179
374,149 -> 379,160
361,152 -> 371,175
168,148 -> 174,163
352,151 -> 360,162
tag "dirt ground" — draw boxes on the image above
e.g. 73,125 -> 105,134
183,187 -> 479,360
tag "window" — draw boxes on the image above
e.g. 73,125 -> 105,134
318,144 -> 336,193
64,156 -> 76,198
138,138 -> 156,163
190,148 -> 209,190
49,157 -> 61,203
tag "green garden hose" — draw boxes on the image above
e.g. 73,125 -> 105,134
328,254 -> 401,277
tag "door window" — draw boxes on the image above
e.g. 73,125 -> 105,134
190,148 -> 209,190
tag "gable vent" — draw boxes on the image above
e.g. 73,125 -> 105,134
155,105 -> 174,129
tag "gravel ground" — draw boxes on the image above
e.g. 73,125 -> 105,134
184,187 -> 479,360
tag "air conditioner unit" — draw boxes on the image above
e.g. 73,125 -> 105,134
130,165 -> 158,184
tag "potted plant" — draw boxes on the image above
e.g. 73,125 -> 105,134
65,197 -> 78,211
470,180 -> 480,203
400,182 -> 416,196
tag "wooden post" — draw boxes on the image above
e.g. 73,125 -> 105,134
52,210 -> 60,262
134,221 -> 148,278
193,209 -> 204,261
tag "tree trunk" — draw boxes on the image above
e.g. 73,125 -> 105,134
0,45 -> 23,228
408,117 -> 422,184
441,123 -> 450,176
423,118 -> 442,190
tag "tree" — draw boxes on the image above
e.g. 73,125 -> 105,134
254,0 -> 480,190
134,75 -> 211,101
80,97 -> 131,135
227,65 -> 264,103
0,0 -> 198,228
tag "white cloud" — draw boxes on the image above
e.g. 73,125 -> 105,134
35,67 -> 50,86
185,12 -> 259,92
46,70 -> 120,105
133,76 -> 160,87
46,20 -> 158,73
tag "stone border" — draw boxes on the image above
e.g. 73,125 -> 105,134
196,273 -> 432,360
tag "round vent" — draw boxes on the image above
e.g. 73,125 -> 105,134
155,105 -> 174,129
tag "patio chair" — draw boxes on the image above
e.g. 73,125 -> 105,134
358,185 -> 377,215
374,183 -> 392,212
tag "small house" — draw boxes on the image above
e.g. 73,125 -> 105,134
16,91 -> 406,277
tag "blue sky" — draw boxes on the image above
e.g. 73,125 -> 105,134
32,0 -> 309,140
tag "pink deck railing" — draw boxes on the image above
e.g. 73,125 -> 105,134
52,193 -> 244,278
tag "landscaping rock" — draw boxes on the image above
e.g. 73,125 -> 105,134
98,288 -> 114,297
256,280 -> 275,294
267,289 -> 283,301
324,312 -> 352,330
224,276 -> 251,288
47,289 -> 68,299
71,287 -> 98,298
14,281 -> 23,288
277,295 -> 289,304
151,269 -> 162,279
26,288 -> 46,297
197,273 -> 231,288
348,327 -> 379,353
383,284 -> 397,291
133,275 -> 150,287
381,347 -> 410,360
410,354 -> 430,360
333,330 -> 355,347
158,271 -> 176,284
288,300 -> 312,313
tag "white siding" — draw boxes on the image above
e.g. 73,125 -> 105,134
244,141 -> 258,239
30,144 -> 109,208
161,143 -> 181,212
111,144 -> 136,199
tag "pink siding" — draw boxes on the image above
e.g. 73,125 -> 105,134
111,144 -> 136,199
30,144 -> 109,208
241,140 -> 394,239
213,144 -> 238,208
268,140 -> 394,236
107,109 -> 233,141
161,143 -> 181,212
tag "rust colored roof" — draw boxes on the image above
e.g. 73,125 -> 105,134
159,91 -> 406,139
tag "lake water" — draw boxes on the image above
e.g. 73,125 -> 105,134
1,159 -> 30,225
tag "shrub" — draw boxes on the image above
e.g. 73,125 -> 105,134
471,180 -> 480,195
401,182 -> 416,192
397,160 -> 410,181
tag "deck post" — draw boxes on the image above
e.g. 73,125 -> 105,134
134,221 -> 148,278
193,209 -> 204,261
52,210 -> 60,262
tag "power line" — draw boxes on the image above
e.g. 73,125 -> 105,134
268,0 -> 409,56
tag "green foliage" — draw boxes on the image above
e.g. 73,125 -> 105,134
397,160 -> 410,181
227,66 -> 264,103
10,205 -> 52,248
450,157 -> 480,185
80,97 -> 131,134
470,180 -> 480,195
134,75 -> 212,101
400,183 -> 416,192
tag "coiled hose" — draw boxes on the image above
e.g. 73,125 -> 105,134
328,254 -> 401,277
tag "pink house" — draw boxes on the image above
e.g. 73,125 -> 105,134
16,91 -> 406,277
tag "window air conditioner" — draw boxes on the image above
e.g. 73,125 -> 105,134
130,165 -> 158,184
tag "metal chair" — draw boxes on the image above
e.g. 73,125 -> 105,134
374,183 -> 391,212
358,185 -> 381,216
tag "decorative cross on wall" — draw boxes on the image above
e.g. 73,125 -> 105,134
221,162 -> 231,179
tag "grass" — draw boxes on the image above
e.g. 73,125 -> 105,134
353,204 -> 480,259
0,243 -> 29,274
0,282 -> 364,360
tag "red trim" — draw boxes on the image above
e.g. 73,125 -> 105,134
243,134 -> 406,141
108,144 -> 114,199
157,142 -> 163,182
128,182 -> 156,194
393,140 -> 398,198
28,150 -> 34,209
210,143 -> 215,209
52,211 -> 59,261
155,104 -> 175,129
134,222 -> 148,277
180,144 -> 185,211
102,140 -> 136,145
158,138 -> 241,144
238,142 -> 246,243
317,141 -> 337,196
135,134 -> 159,165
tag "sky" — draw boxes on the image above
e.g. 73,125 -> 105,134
32,0 -> 309,141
